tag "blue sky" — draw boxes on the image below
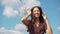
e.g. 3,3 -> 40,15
0,0 -> 60,34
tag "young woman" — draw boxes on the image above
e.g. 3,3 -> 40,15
21,6 -> 52,34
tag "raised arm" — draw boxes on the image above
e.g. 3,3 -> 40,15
43,12 -> 53,34
21,8 -> 31,26
45,18 -> 52,34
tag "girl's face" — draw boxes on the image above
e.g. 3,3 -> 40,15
33,7 -> 40,18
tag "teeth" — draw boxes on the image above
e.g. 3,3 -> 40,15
36,14 -> 38,15
35,14 -> 38,16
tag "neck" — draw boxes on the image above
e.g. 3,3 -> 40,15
34,17 -> 40,22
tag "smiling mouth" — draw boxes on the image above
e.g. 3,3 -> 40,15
35,14 -> 40,17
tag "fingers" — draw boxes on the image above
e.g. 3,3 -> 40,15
42,12 -> 47,19
43,12 -> 46,15
23,7 -> 27,12
24,8 -> 30,12
43,12 -> 46,16
23,7 -> 31,15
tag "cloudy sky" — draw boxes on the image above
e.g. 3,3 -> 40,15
0,0 -> 60,34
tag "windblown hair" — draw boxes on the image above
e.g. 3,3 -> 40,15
31,6 -> 44,24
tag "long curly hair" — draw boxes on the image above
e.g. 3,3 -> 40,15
30,6 -> 44,24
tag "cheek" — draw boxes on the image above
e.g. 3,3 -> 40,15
38,11 -> 40,14
33,11 -> 36,15
37,11 -> 40,15
39,12 -> 40,15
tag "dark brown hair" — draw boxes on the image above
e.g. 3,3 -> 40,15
31,6 -> 44,24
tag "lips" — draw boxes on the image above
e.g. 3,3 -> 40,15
34,13 -> 40,17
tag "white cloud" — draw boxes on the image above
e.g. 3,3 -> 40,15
0,28 -> 24,34
0,27 -> 5,30
19,0 -> 41,17
57,27 -> 60,30
2,0 -> 41,18
2,0 -> 21,8
3,6 -> 19,18
0,24 -> 27,34
22,0 -> 41,9
2,0 -> 21,18
15,24 -> 27,31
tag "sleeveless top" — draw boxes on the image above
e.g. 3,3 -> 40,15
27,20 -> 47,34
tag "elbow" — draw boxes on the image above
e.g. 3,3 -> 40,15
21,19 -> 25,23
21,18 -> 25,23
21,18 -> 25,22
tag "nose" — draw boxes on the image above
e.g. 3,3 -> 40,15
35,10 -> 39,13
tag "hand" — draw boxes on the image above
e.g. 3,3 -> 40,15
42,12 -> 47,20
24,7 -> 31,15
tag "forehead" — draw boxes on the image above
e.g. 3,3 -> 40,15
33,7 -> 39,11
